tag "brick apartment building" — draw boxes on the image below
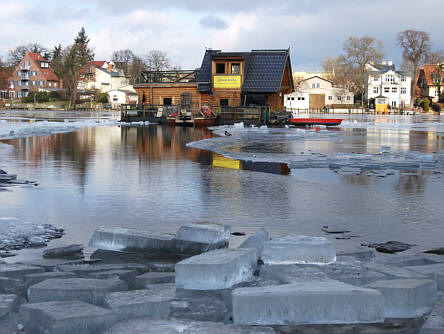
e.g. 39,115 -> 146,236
8,51 -> 62,99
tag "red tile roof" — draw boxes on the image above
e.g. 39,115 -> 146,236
26,52 -> 60,82
421,64 -> 444,87
28,52 -> 46,62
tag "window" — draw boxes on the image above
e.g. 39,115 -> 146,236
291,97 -> 295,100
113,95 -> 118,102
328,96 -> 332,100
392,87 -> 397,93
392,101 -> 396,107
384,87 -> 390,93
401,77 -> 406,82
301,97 -> 305,100
436,90 -> 440,97
163,97 -> 172,105
373,87 -> 379,94
297,97 -> 301,100
347,96 -> 351,101
311,82 -> 320,88
337,96 -> 342,101
374,77 -> 378,81
385,75 -> 395,82
216,63 -> 225,74
287,97 -> 290,101
49,82 -> 52,87
401,87 -> 406,94
54,83 -> 57,87
231,63 -> 240,74
220,98 -> 229,106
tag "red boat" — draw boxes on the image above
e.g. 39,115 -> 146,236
289,118 -> 342,126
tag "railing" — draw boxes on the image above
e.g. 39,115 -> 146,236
121,104 -> 270,123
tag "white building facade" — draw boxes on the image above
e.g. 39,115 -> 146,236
366,62 -> 412,108
284,76 -> 354,110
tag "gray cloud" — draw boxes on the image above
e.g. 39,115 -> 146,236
199,16 -> 227,30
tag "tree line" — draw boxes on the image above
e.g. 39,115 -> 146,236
2,27 -> 175,107
322,29 -> 443,106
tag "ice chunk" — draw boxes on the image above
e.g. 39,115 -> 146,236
27,278 -> 127,305
232,281 -> 384,325
0,294 -> 19,317
365,279 -> 436,318
175,222 -> 230,245
238,228 -> 270,253
20,300 -> 117,334
175,248 -> 258,290
261,235 -> 336,265
103,286 -> 175,321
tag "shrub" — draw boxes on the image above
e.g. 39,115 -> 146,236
49,91 -> 60,100
97,93 -> 108,104
414,98 -> 422,107
440,93 -> 444,103
422,99 -> 430,112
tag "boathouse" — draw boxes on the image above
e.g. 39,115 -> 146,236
134,49 -> 294,113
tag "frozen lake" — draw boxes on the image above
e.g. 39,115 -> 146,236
0,110 -> 443,261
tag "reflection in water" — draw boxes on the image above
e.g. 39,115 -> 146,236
0,117 -> 443,260
212,154 -> 290,175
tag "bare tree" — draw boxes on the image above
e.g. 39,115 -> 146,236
7,43 -> 49,67
425,49 -> 444,64
111,49 -> 135,75
396,29 -> 431,105
322,54 -> 357,91
342,36 -> 384,106
145,50 -> 170,72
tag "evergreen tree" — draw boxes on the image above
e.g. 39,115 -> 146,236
64,27 -> 95,108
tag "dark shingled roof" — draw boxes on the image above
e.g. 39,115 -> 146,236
197,49 -> 292,93
242,50 -> 290,93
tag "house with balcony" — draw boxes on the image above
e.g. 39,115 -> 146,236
365,60 -> 412,108
417,64 -> 443,103
284,76 -> 354,110
7,51 -> 62,99
77,61 -> 129,99
134,49 -> 294,112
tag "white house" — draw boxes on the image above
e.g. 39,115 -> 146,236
77,61 -> 129,97
284,76 -> 354,110
366,61 -> 412,108
107,85 -> 138,109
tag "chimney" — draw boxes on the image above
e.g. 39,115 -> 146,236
388,60 -> 393,66
382,60 -> 386,65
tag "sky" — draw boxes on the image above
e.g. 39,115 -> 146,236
1,0 -> 443,71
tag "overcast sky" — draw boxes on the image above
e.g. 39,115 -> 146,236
1,0 -> 443,70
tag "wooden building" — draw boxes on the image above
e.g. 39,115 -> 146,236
134,49 -> 294,113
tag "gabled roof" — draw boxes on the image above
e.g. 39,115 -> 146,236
420,64 -> 444,86
26,52 -> 59,82
299,75 -> 333,84
242,49 -> 292,93
197,49 -> 293,93
367,63 -> 395,72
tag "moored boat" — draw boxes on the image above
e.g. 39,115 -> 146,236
288,118 -> 342,126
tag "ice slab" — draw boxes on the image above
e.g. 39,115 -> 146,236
175,248 -> 258,290
25,272 -> 77,287
365,279 -> 437,318
89,226 -> 227,255
0,294 -> 19,317
238,228 -> 270,254
104,318 -> 276,334
171,291 -> 230,323
0,263 -> 44,280
259,261 -> 387,286
88,269 -> 138,287
56,263 -> 148,277
88,226 -> 176,253
0,277 -> 26,296
337,248 -> 376,262
134,272 -> 175,288
103,285 -> 175,321
0,119 -> 117,140
261,235 -> 336,264
233,281 -> 384,325
17,258 -> 84,271
404,263 -> 444,291
175,222 -> 230,245
27,278 -> 127,305
42,244 -> 83,259
420,295 -> 444,334
20,300 -> 116,334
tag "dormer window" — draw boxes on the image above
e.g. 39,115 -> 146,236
216,63 -> 225,74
